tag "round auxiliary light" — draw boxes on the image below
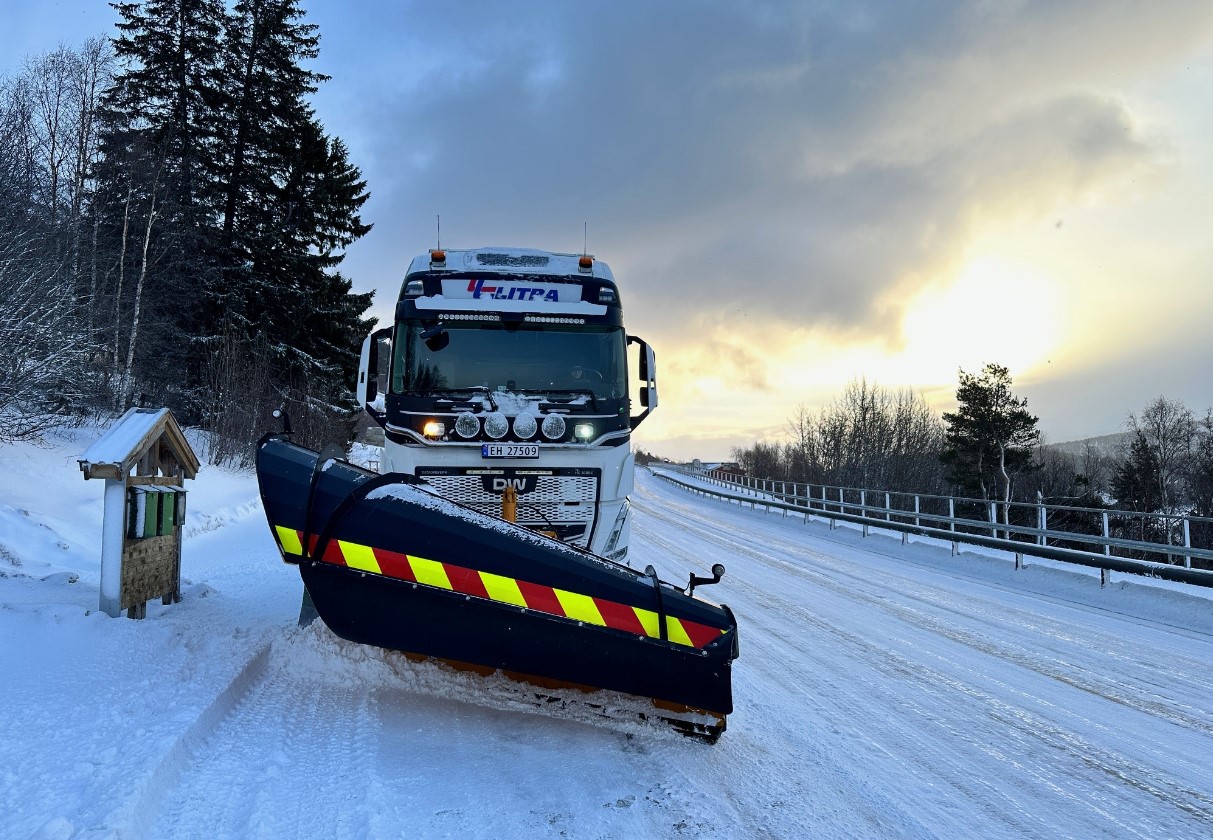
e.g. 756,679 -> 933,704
513,414 -> 537,440
454,412 -> 479,439
483,411 -> 509,439
541,413 -> 566,440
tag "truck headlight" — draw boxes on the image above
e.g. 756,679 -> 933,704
423,420 -> 445,439
541,413 -> 566,440
513,414 -> 537,439
574,423 -> 594,441
484,412 -> 509,439
455,412 -> 479,438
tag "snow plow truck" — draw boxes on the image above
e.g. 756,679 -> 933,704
255,246 -> 739,740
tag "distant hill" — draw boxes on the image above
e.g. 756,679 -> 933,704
1045,431 -> 1131,458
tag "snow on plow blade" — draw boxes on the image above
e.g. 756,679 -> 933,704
255,436 -> 739,740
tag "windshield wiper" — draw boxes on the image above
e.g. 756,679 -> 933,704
427,386 -> 498,410
527,388 -> 599,411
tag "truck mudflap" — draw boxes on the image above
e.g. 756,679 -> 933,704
255,435 -> 739,740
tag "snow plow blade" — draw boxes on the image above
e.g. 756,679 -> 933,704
255,435 -> 739,740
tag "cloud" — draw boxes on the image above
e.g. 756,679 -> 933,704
304,0 -> 1213,446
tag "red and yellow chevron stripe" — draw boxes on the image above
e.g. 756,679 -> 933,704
273,525 -> 724,649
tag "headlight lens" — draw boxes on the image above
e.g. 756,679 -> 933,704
541,413 -> 566,440
574,423 -> 594,441
422,420 -> 445,439
483,412 -> 509,439
454,412 -> 479,438
513,414 -> 537,439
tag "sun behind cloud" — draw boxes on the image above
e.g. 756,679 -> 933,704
896,256 -> 1063,382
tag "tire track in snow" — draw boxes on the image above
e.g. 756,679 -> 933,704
640,478 -> 1213,735
121,642 -> 272,840
133,638 -> 377,840
637,523 -> 1064,838
632,477 -> 1213,837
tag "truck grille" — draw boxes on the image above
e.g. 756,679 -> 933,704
416,468 -> 600,548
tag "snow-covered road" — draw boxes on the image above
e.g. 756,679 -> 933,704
633,471 -> 1213,838
6,441 -> 1213,839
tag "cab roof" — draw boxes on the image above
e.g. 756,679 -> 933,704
406,247 -> 616,284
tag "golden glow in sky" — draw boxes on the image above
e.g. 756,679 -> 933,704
897,257 -> 1063,380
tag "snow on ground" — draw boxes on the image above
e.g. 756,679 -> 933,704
3,426 -> 1213,839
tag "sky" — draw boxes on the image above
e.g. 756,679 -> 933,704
5,0 -> 1213,461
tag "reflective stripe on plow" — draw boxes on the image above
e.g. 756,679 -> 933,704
276,527 -> 726,649
339,540 -> 380,574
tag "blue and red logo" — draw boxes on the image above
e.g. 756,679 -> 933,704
466,279 -> 560,302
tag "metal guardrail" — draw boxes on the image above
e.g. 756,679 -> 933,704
652,467 -> 1213,590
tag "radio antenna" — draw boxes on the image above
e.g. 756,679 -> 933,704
583,221 -> 587,257
436,214 -> 441,250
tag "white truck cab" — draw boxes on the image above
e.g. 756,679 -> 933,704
357,247 -> 657,561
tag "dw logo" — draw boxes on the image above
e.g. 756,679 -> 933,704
484,475 -> 539,494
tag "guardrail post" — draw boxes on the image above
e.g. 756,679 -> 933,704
989,501 -> 997,541
949,497 -> 957,556
914,495 -> 920,529
885,492 -> 892,523
860,490 -> 868,537
1184,516 -> 1192,569
1036,490 -> 1046,547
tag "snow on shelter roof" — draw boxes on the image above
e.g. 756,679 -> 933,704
79,407 -> 200,481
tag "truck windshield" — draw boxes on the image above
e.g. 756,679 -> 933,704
392,321 -> 628,402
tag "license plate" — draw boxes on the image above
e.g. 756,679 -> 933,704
481,444 -> 539,459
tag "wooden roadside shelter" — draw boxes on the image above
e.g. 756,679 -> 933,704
79,408 -> 200,618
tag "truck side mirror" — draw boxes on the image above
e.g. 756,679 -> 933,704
358,327 -> 393,426
627,336 -> 658,429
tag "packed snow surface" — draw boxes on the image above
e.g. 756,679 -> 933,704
4,427 -> 1213,839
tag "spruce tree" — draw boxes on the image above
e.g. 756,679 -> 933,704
213,0 -> 373,415
1112,432 -> 1162,512
96,0 -> 228,416
92,0 -> 374,436
940,363 -> 1040,527
104,0 -> 226,219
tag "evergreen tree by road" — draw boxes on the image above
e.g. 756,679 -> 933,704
940,363 -> 1040,527
92,0 -> 372,447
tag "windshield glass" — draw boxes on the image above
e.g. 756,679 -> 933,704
392,321 -> 627,402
